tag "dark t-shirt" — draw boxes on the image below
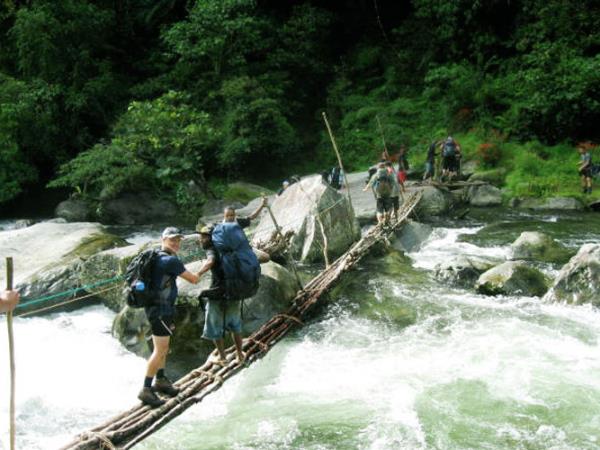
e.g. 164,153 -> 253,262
205,247 -> 225,290
236,217 -> 251,229
427,143 -> 436,162
145,252 -> 185,319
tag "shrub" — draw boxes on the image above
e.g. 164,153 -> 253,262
476,142 -> 502,167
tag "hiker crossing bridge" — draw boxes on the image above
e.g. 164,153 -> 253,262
59,190 -> 422,450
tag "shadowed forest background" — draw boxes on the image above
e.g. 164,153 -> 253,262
1,0 -> 599,218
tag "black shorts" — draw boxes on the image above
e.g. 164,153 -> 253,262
392,196 -> 400,210
376,197 -> 393,213
580,167 -> 592,178
442,155 -> 455,171
148,316 -> 175,337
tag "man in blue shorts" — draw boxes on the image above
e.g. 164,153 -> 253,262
196,226 -> 246,366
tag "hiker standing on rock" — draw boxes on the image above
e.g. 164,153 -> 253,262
223,199 -> 270,263
138,227 -> 205,408
423,141 -> 437,182
0,289 -> 19,313
439,136 -> 461,182
578,146 -> 594,194
363,162 -> 395,225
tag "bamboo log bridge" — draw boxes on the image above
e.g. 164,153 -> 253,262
61,191 -> 422,450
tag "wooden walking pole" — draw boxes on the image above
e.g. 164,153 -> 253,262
6,257 -> 16,450
265,205 -> 304,289
321,112 -> 354,209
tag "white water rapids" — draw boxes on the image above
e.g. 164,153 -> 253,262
1,223 -> 600,449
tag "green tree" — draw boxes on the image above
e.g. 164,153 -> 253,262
49,91 -> 219,210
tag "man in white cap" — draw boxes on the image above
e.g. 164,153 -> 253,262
138,226 -> 205,407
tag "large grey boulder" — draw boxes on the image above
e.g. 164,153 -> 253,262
476,261 -> 549,297
435,255 -> 497,287
510,197 -> 584,211
467,184 -> 502,207
55,198 -> 94,222
0,222 -> 128,310
251,175 -> 360,263
112,260 -> 299,359
392,220 -> 433,253
97,192 -> 179,225
510,231 -> 573,264
416,186 -> 454,216
543,244 -> 600,306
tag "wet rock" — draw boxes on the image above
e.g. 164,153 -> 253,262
251,175 -> 360,263
543,244 -> 600,306
14,219 -> 34,229
0,222 -> 128,311
55,198 -> 94,222
97,192 -> 179,225
467,184 -> 502,207
510,197 -> 584,211
435,255 -> 497,287
392,220 -> 433,253
112,261 -> 299,359
416,186 -> 455,216
510,231 -> 573,264
476,261 -> 549,297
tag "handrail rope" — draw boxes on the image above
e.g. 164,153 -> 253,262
15,284 -> 122,317
15,248 -> 206,311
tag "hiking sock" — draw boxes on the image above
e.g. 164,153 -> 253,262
144,377 -> 153,388
156,369 -> 166,380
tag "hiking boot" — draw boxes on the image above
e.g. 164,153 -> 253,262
138,387 -> 165,408
154,377 -> 180,397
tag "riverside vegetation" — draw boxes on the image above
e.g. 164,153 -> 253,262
0,0 -> 599,220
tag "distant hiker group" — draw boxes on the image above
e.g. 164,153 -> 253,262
125,199 -> 269,407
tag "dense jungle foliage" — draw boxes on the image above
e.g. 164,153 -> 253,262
1,0 -> 599,214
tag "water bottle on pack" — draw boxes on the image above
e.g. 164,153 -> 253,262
134,280 -> 145,292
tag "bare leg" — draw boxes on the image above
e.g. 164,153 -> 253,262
233,333 -> 245,363
211,339 -> 227,365
146,335 -> 170,378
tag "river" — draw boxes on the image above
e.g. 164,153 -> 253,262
1,208 -> 599,449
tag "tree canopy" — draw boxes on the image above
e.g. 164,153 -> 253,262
1,0 -> 598,208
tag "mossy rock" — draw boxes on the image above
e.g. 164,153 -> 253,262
66,232 -> 129,259
476,261 -> 549,297
544,244 -> 600,306
223,182 -> 273,204
510,231 -> 574,264
468,168 -> 506,186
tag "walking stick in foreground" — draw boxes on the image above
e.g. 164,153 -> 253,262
6,257 -> 16,450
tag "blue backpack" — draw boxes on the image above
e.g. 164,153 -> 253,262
211,222 -> 261,301
443,141 -> 456,157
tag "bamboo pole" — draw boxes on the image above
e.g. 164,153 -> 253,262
376,115 -> 390,161
315,214 -> 330,268
265,205 -> 304,289
6,257 -> 16,450
322,112 -> 353,209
